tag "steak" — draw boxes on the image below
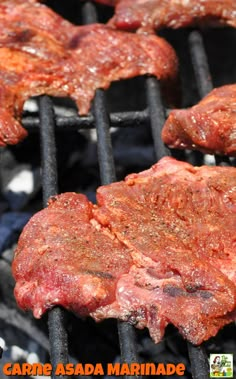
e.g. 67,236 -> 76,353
0,1 -> 178,146
13,157 -> 236,345
13,193 -> 133,317
162,84 -> 236,156
107,0 -> 236,33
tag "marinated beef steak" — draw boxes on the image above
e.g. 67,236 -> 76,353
0,2 -> 178,146
13,193 -> 133,318
162,84 -> 236,156
94,157 -> 236,343
107,0 -> 236,33
13,158 -> 236,345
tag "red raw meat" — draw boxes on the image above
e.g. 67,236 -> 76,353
13,157 -> 236,345
0,1 -> 178,146
107,0 -> 236,33
13,193 -> 133,317
162,84 -> 236,156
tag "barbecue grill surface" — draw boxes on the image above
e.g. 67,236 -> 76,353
0,1 -> 235,378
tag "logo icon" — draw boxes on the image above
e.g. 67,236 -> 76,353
210,354 -> 233,377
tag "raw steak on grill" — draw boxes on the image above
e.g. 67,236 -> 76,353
0,1 -> 178,146
107,0 -> 236,33
13,157 -> 236,345
13,193 -> 133,316
162,84 -> 236,156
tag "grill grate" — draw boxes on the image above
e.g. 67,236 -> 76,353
38,95 -> 69,376
188,30 -> 213,98
13,1 -> 235,378
145,78 -> 169,159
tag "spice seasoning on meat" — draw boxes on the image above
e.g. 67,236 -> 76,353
162,84 -> 236,156
12,157 -> 236,345
106,0 -> 236,33
0,1 -> 178,146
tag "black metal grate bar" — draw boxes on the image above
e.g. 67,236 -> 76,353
188,30 -> 213,98
23,110 -> 150,130
187,29 -> 231,377
48,308 -> 69,379
82,1 -> 97,24
93,89 -> 141,373
39,96 -> 58,204
93,89 -> 116,184
187,30 -> 215,376
117,321 -> 140,377
145,77 -> 170,160
93,88 -> 141,370
188,29 -> 231,168
39,96 -> 69,379
82,0 -> 140,371
141,29 -> 214,378
187,343 -> 210,379
145,31 -> 210,379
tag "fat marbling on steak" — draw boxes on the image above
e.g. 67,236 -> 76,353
13,157 -> 236,345
107,0 -> 236,33
0,1 -> 178,146
162,84 -> 236,156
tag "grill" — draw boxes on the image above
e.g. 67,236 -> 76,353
0,1 -> 235,378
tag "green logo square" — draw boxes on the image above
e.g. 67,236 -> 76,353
210,354 -> 233,378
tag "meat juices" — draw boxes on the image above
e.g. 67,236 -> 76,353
13,157 -> 236,345
107,0 -> 236,33
162,84 -> 236,156
0,1 -> 178,146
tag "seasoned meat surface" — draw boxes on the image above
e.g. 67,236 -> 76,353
108,0 -> 236,33
13,193 -> 133,317
94,157 -> 236,343
13,158 -> 236,345
0,1 -> 178,146
162,84 -> 236,156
